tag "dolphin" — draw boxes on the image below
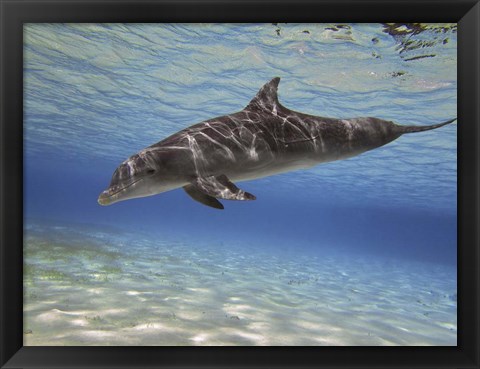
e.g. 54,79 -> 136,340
98,77 -> 456,209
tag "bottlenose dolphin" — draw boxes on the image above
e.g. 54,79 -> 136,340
98,77 -> 456,209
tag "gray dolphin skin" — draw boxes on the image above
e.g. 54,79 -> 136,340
98,77 -> 456,209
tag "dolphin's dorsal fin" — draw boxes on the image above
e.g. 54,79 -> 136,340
245,77 -> 281,112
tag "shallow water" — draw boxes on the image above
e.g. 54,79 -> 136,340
24,221 -> 456,346
24,23 -> 457,346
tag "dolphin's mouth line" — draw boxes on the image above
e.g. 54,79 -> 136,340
104,178 -> 143,199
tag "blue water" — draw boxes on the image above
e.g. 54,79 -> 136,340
23,23 -> 457,345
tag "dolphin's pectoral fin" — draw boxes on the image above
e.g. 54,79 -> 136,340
183,184 -> 224,209
191,174 -> 256,202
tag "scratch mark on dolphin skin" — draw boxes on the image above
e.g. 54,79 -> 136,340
205,122 -> 244,150
187,135 -> 206,176
196,131 -> 236,162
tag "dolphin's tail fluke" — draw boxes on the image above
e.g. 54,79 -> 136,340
399,118 -> 457,134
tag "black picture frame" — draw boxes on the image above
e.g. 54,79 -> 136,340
1,0 -> 478,368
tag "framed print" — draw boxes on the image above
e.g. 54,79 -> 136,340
1,0 -> 479,368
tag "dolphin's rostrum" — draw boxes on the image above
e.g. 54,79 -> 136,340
98,77 -> 456,209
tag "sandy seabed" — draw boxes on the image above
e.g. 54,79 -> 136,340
23,223 -> 457,346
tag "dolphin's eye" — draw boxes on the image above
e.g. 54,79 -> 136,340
147,169 -> 155,175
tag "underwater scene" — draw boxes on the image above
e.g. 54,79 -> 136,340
23,23 -> 457,346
